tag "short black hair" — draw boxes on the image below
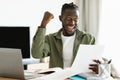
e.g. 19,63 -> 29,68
61,2 -> 78,15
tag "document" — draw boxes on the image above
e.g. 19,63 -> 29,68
31,45 -> 104,80
71,45 -> 104,73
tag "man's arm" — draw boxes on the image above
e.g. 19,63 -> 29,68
31,11 -> 54,59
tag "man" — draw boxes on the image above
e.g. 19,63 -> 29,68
32,2 -> 96,72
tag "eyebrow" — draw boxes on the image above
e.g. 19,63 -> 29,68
66,16 -> 78,18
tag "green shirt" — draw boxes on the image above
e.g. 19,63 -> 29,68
32,28 -> 95,68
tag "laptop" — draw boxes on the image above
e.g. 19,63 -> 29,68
0,48 -> 25,79
0,48 -> 42,80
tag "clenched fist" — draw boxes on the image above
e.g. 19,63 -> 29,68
40,11 -> 54,28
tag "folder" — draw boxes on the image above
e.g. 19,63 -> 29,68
70,75 -> 85,80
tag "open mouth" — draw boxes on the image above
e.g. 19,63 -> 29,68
66,26 -> 75,32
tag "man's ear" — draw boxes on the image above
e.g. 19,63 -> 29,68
59,15 -> 62,21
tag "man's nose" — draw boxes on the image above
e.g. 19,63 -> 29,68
70,19 -> 75,24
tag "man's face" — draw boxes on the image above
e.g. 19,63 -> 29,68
59,9 -> 79,36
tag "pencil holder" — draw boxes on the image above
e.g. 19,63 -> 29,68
98,63 -> 111,79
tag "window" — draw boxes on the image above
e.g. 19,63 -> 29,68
98,0 -> 120,73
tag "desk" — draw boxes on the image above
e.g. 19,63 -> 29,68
1,63 -> 117,80
0,77 -> 19,80
0,75 -> 116,80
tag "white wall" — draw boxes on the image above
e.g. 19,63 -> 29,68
0,0 -> 75,57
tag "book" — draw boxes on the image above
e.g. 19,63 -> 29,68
78,73 -> 103,80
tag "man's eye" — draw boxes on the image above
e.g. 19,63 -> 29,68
66,18 -> 78,22
74,19 -> 78,22
66,18 -> 71,21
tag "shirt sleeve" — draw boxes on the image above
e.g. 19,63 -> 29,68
31,27 -> 50,59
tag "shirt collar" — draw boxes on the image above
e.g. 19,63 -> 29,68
54,28 -> 84,40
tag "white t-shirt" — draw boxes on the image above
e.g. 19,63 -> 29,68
61,32 -> 76,69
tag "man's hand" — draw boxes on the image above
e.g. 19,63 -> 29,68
40,11 -> 54,28
89,60 -> 99,74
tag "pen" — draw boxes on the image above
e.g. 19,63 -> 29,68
98,60 -> 101,64
107,59 -> 112,64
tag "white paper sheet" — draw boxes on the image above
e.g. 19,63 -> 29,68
71,45 -> 104,73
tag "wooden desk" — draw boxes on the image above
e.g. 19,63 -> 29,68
0,77 -> 19,80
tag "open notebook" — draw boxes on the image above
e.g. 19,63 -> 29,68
0,48 -> 42,80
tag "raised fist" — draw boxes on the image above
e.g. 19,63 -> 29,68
40,11 -> 54,27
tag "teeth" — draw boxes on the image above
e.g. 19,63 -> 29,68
68,26 -> 74,27
67,26 -> 74,32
